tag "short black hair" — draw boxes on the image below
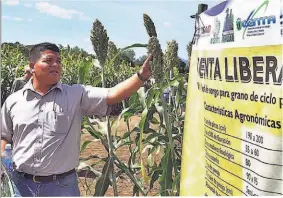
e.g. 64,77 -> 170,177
29,42 -> 60,62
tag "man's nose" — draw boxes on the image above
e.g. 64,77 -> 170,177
52,62 -> 61,67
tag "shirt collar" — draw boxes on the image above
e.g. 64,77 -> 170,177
22,78 -> 63,95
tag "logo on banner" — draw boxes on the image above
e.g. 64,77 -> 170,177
222,8 -> 235,43
194,23 -> 212,45
197,25 -> 211,37
210,17 -> 221,44
236,0 -> 276,39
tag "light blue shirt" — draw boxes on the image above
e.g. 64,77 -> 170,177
1,79 -> 109,176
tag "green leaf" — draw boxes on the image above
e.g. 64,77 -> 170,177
138,107 -> 149,183
110,43 -> 147,66
129,92 -> 139,106
115,140 -> 134,149
173,134 -> 182,143
144,132 -> 162,144
144,128 -> 158,134
78,58 -> 92,84
157,136 -> 169,143
159,148 -> 173,196
84,125 -> 102,140
123,111 -> 135,120
115,106 -> 132,136
139,108 -> 149,142
172,173 -> 181,196
77,162 -> 102,177
79,154 -> 103,162
130,148 -> 138,168
112,155 -> 147,196
141,144 -> 154,154
160,97 -> 173,143
94,157 -> 114,196
133,185 -> 139,196
147,152 -> 154,166
92,75 -> 102,87
154,103 -> 164,126
137,87 -> 146,108
175,77 -> 184,108
131,163 -> 141,169
154,91 -> 161,104
179,97 -> 187,105
151,116 -> 159,125
144,108 -> 155,132
163,76 -> 182,91
122,131 -> 131,139
80,140 -> 92,152
146,88 -> 156,108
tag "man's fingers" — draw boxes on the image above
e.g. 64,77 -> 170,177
144,54 -> 152,66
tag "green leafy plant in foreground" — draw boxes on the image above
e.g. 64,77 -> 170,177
78,14 -> 187,196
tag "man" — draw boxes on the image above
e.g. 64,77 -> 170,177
10,66 -> 32,94
1,42 -> 152,197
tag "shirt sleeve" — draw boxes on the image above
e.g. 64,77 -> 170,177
80,85 -> 111,116
1,101 -> 13,143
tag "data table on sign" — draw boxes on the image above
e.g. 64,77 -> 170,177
204,118 -> 283,196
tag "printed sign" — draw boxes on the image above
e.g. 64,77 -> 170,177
180,0 -> 282,196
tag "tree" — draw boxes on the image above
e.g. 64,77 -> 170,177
119,49 -> 136,67
134,55 -> 147,66
177,58 -> 187,74
121,49 -> 135,62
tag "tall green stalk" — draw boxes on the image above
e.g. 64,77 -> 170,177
90,19 -> 118,196
164,40 -> 180,186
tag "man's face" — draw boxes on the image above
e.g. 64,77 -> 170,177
31,50 -> 62,85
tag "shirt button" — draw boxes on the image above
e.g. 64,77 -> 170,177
40,109 -> 43,112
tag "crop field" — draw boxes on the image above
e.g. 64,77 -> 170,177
1,14 -> 190,196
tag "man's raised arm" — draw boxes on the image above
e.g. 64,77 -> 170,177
107,55 -> 152,105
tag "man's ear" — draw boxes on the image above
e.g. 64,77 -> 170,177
29,62 -> 35,73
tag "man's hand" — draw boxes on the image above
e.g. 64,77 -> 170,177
138,54 -> 152,81
107,54 -> 153,105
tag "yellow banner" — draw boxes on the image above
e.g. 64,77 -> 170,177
180,45 -> 282,196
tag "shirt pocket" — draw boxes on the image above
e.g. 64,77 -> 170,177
46,111 -> 70,134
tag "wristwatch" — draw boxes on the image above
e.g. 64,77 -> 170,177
136,71 -> 147,82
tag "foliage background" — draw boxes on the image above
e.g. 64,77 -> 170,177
1,13 -> 191,196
